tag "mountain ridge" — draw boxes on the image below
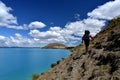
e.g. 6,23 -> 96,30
35,17 -> 120,80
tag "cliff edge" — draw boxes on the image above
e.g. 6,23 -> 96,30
36,17 -> 120,80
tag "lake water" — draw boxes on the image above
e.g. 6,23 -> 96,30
0,48 -> 70,80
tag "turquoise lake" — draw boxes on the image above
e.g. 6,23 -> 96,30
0,48 -> 70,80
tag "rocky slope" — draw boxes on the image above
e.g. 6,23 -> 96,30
43,43 -> 66,49
36,17 -> 120,80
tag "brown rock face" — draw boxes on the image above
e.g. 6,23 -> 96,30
37,17 -> 120,80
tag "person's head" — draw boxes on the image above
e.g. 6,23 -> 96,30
85,30 -> 90,35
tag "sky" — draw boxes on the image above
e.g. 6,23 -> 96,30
0,0 -> 120,47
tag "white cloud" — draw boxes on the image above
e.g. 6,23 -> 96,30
0,1 -> 46,30
29,29 -> 61,39
0,36 -> 5,40
4,22 -> 46,30
88,0 -> 120,20
50,26 -> 62,31
83,18 -> 105,27
64,18 -> 106,36
0,1 -> 17,26
9,33 -> 34,47
74,13 -> 80,20
29,26 -> 81,46
83,18 -> 106,35
0,33 -> 35,47
0,36 -> 6,43
0,36 -> 7,46
29,29 -> 62,44
65,21 -> 84,36
28,21 -> 46,29
6,25 -> 26,30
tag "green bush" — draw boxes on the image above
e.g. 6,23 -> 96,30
41,72 -> 45,75
57,60 -> 60,64
51,63 -> 57,68
109,16 -> 120,27
32,74 -> 39,80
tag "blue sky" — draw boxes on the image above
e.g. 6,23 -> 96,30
0,0 -> 120,47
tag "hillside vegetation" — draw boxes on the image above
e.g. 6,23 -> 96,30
35,17 -> 120,80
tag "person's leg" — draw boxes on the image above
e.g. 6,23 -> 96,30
85,40 -> 90,53
85,44 -> 88,53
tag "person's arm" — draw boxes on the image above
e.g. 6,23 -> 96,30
90,35 -> 94,40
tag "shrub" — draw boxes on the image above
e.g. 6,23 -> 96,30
57,60 -> 60,64
51,63 -> 57,68
41,72 -> 45,75
32,74 -> 39,80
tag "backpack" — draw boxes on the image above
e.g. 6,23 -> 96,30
83,34 -> 90,40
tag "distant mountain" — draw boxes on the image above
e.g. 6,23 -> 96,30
43,43 -> 67,49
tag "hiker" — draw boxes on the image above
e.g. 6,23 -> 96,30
82,30 -> 93,53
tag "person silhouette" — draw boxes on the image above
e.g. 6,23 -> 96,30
82,30 -> 93,53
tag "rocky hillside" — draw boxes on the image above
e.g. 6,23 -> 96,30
43,43 -> 66,49
35,17 -> 120,80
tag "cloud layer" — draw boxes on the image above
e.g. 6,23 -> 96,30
0,1 -> 17,26
0,0 -> 120,47
88,0 -> 120,20
0,33 -> 34,47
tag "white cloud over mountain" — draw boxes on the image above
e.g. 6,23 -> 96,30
0,0 -> 120,47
